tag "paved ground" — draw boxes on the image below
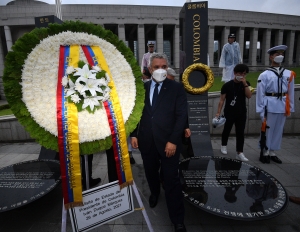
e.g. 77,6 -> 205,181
0,136 -> 300,232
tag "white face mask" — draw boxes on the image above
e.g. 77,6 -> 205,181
235,76 -> 243,81
152,69 -> 167,83
274,55 -> 284,63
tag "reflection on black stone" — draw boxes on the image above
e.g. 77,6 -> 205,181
0,160 -> 60,213
179,156 -> 288,221
246,168 -> 278,215
214,158 -> 243,204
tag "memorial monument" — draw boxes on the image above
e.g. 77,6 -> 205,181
179,1 -> 288,220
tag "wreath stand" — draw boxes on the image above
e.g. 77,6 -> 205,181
60,155 -> 154,232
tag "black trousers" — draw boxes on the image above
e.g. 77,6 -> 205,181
222,114 -> 246,152
106,147 -> 119,182
80,154 -> 93,182
141,136 -> 185,225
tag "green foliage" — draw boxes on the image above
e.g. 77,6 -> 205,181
2,21 -> 144,154
0,108 -> 13,116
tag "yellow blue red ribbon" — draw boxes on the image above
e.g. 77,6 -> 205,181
82,45 -> 133,187
57,45 -> 83,209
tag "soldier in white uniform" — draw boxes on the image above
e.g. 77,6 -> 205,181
141,41 -> 155,72
256,45 -> 295,164
219,34 -> 243,82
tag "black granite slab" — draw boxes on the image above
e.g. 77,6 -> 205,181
0,159 -> 61,213
180,156 -> 288,220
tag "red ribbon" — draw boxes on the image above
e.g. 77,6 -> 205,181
56,45 -> 69,204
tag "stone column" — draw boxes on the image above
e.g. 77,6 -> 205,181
275,30 -> 283,46
173,25 -> 180,70
296,33 -> 300,66
249,28 -> 258,66
236,27 -> 245,63
261,29 -> 271,66
138,24 -> 145,67
286,30 -> 295,65
4,26 -> 13,51
221,26 -> 230,50
219,27 -> 230,65
156,24 -> 163,53
208,26 -> 214,67
118,24 -> 126,43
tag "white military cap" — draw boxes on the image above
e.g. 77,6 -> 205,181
267,45 -> 287,54
147,41 -> 155,46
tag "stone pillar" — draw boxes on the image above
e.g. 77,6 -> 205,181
261,29 -> 271,66
275,30 -> 283,46
286,30 -> 295,65
208,26 -> 214,67
236,27 -> 245,63
221,26 -> 230,50
173,25 -> 180,70
156,24 -> 163,53
249,28 -> 258,66
296,33 -> 300,66
118,24 -> 126,43
138,24 -> 145,67
4,26 -> 13,51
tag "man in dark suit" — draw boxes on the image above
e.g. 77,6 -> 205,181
131,53 -> 187,232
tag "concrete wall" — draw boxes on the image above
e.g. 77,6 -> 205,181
0,115 -> 32,141
1,86 -> 299,142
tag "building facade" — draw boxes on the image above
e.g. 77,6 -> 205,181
1,0 -> 300,100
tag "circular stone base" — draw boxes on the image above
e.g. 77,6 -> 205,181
179,156 -> 288,220
0,159 -> 60,213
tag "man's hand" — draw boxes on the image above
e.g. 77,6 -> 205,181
131,137 -> 138,149
184,128 -> 191,138
165,142 -> 177,157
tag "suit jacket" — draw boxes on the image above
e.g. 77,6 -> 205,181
132,78 -> 188,155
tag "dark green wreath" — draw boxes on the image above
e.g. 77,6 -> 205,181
3,21 -> 145,154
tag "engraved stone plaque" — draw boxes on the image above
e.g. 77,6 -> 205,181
0,159 -> 60,212
180,156 -> 288,220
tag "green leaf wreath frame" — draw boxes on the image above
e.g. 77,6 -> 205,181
3,21 -> 145,154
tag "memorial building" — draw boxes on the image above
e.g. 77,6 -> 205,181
1,0 -> 300,100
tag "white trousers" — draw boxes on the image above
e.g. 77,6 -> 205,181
266,112 -> 286,151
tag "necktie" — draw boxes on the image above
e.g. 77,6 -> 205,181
152,83 -> 159,108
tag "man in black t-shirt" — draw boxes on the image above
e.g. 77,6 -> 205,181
215,64 -> 252,161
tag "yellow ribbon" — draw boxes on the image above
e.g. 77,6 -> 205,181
67,45 -> 82,205
90,45 -> 133,185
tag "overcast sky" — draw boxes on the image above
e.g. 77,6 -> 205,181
0,0 -> 299,16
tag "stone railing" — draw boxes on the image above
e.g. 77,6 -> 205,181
0,86 -> 299,142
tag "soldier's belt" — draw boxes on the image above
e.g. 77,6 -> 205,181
265,92 -> 287,97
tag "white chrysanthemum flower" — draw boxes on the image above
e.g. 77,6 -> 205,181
66,66 -> 75,74
71,94 -> 81,103
61,76 -> 68,86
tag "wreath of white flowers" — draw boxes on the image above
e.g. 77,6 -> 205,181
21,31 -> 136,143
